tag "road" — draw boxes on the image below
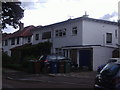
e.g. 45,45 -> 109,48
2,75 -> 95,88
2,68 -> 96,89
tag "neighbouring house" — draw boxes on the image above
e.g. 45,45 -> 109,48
31,16 -> 118,71
2,24 -> 35,56
2,16 -> 119,71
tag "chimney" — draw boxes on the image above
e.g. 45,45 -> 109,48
19,22 -> 24,30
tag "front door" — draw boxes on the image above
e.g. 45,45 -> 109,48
70,49 -> 77,64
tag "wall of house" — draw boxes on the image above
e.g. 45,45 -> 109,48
82,20 -> 118,47
52,20 -> 83,53
92,46 -> 115,71
3,39 -> 11,56
2,37 -> 30,56
32,27 -> 53,45
32,20 -> 83,54
118,20 -> 120,45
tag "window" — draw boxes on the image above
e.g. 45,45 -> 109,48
35,34 -> 39,40
42,31 -> 51,39
17,37 -> 19,44
55,30 -> 59,37
11,38 -> 15,45
115,29 -> 118,38
55,28 -> 66,37
63,29 -> 66,36
106,33 -> 112,44
59,30 -> 62,37
72,27 -> 77,35
2,41 -> 4,46
28,37 -> 31,43
5,40 -> 8,46
55,48 -> 62,55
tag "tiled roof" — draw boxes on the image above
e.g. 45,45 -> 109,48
2,25 -> 35,40
2,33 -> 12,40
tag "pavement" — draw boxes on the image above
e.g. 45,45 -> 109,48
2,68 -> 97,82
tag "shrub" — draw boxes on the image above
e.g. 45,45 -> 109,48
2,52 -> 13,67
5,64 -> 23,71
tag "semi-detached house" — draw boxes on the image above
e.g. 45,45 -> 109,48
32,16 -> 118,71
2,16 -> 118,71
2,25 -> 35,56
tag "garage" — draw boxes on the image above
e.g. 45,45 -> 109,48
79,49 -> 93,70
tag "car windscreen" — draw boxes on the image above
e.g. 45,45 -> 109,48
46,55 -> 57,61
100,63 -> 120,76
46,55 -> 70,61
57,56 -> 69,60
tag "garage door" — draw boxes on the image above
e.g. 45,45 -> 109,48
79,49 -> 92,69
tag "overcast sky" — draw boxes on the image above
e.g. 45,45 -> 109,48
3,0 -> 120,33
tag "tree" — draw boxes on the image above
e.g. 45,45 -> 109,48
1,2 -> 24,29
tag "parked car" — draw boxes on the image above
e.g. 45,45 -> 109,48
94,58 -> 120,90
38,54 -> 71,73
97,58 -> 120,73
39,54 -> 71,62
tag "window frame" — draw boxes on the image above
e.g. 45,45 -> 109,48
72,26 -> 77,35
28,37 -> 31,43
35,34 -> 39,41
17,37 -> 19,44
55,28 -> 66,37
5,40 -> 8,46
42,31 -> 51,39
11,38 -> 15,45
106,33 -> 112,44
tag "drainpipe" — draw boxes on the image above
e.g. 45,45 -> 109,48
118,20 -> 120,58
118,1 -> 120,58
51,26 -> 54,54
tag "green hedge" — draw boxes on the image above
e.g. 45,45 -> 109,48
11,41 -> 52,64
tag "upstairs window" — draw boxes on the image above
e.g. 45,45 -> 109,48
42,31 -> 51,39
28,37 -> 31,43
55,28 -> 66,37
17,37 -> 19,44
72,27 -> 77,35
35,34 -> 39,40
115,29 -> 118,38
5,40 -> 8,46
106,33 -> 112,44
11,38 -> 15,45
2,41 -> 4,46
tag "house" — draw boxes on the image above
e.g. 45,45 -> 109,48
31,16 -> 118,71
2,16 -> 118,71
2,24 -> 35,56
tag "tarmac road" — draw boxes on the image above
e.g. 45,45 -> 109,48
2,68 -> 96,89
3,77 -> 94,88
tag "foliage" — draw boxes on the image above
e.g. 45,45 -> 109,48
1,2 -> 24,29
2,52 -> 12,66
11,41 -> 52,64
5,64 -> 22,70
21,41 -> 52,58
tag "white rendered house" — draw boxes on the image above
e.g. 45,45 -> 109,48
32,16 -> 118,71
